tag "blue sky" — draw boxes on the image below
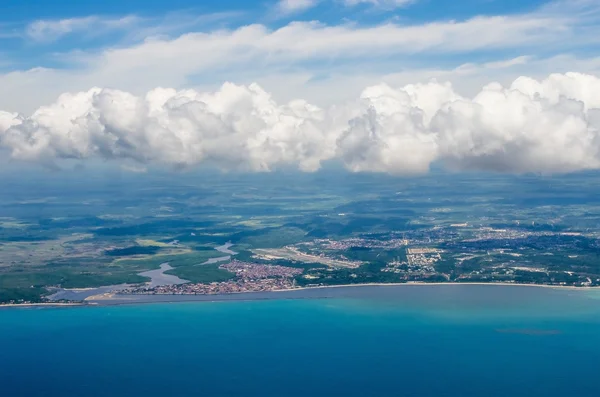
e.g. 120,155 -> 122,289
1,0 -> 599,113
0,0 -> 550,22
1,0 -> 600,176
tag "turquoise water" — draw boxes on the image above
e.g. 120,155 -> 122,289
1,285 -> 600,397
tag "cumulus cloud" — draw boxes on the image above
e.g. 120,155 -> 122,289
1,73 -> 599,175
0,111 -> 22,132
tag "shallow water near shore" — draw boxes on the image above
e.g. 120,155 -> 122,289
2,285 -> 600,397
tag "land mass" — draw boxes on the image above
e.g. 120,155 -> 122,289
3,172 -> 600,305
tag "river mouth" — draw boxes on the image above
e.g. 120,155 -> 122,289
47,242 -> 239,301
46,284 -> 132,301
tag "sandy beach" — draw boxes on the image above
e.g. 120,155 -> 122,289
283,281 -> 600,292
80,281 -> 600,306
84,292 -> 117,301
3,281 -> 599,308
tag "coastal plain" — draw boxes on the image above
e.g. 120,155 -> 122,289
2,170 -> 600,304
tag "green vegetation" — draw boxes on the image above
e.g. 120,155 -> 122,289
115,251 -> 226,269
3,171 -> 600,303
165,264 -> 235,283
0,265 -> 148,302
105,246 -> 161,256
343,247 -> 407,265
233,226 -> 308,248
0,287 -> 47,303
529,253 -> 600,275
95,219 -> 214,236
0,266 -> 148,289
295,262 -> 446,287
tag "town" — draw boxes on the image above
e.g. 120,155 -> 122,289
124,260 -> 303,295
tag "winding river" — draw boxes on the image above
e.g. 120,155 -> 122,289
47,242 -> 238,301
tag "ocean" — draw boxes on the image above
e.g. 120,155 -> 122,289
1,285 -> 600,397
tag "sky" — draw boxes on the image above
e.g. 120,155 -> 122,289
1,0 -> 600,175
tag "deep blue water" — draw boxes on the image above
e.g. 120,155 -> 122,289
1,285 -> 600,397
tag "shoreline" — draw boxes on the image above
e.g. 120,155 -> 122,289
3,281 -> 599,309
285,281 -> 600,292
85,280 -> 600,304
0,302 -> 84,308
109,281 -> 600,297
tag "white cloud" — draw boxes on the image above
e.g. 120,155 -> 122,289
276,0 -> 319,15
1,73 -> 600,175
0,9 -> 579,115
26,15 -> 139,42
1,0 -> 599,119
0,111 -> 22,132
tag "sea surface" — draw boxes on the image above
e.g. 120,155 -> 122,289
2,285 -> 600,397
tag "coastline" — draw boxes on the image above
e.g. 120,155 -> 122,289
87,281 -> 600,305
0,302 -> 84,308
111,281 -> 600,296
3,281 -> 599,309
284,281 -> 600,292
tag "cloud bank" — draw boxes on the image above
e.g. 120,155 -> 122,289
1,72 -> 599,175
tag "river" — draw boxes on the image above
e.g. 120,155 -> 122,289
47,242 -> 238,301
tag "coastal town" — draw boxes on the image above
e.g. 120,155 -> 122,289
5,221 -> 600,306
124,260 -> 303,295
37,229 -> 600,306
